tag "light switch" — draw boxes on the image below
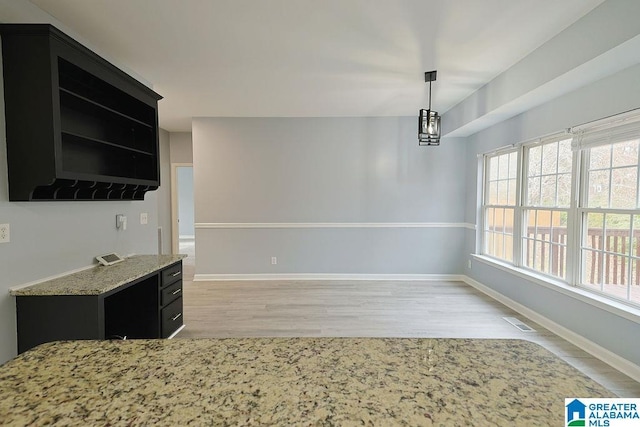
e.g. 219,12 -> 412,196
140,213 -> 148,225
116,214 -> 127,230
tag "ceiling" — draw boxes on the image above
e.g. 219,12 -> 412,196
26,0 -> 605,132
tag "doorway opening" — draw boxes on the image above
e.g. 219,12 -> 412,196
171,163 -> 194,278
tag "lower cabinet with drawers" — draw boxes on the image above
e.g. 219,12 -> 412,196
160,261 -> 184,338
13,255 -> 185,353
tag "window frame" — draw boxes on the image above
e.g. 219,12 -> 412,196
577,140 -> 640,305
520,137 -> 576,281
481,148 -> 521,263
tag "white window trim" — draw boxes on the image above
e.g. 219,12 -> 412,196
482,148 -> 520,262
520,136 -> 575,281
576,133 -> 640,301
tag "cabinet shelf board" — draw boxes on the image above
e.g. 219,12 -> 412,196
61,131 -> 155,156
59,87 -> 153,129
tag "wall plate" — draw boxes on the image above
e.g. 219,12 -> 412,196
0,224 -> 9,243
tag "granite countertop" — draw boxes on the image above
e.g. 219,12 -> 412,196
0,338 -> 613,425
10,254 -> 186,296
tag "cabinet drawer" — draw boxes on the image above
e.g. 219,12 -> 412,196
161,280 -> 182,306
161,263 -> 182,287
161,297 -> 183,338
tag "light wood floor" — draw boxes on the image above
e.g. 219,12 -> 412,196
176,246 -> 640,397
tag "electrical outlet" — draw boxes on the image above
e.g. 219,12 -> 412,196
271,256 -> 277,265
0,224 -> 10,243
140,213 -> 148,225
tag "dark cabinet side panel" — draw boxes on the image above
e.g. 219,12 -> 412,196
16,295 -> 102,353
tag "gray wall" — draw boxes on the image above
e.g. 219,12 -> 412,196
192,117 -> 467,276
170,132 -> 194,164
0,56 -> 161,365
462,63 -> 640,366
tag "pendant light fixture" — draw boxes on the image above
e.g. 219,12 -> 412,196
419,70 -> 440,146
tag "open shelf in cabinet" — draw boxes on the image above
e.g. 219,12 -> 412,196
104,275 -> 160,340
61,132 -> 156,180
58,57 -> 156,126
59,89 -> 155,153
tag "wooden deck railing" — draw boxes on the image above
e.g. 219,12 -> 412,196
526,227 -> 640,284
526,226 -> 569,279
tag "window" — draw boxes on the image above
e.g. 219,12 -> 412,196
480,112 -> 640,308
483,151 -> 518,262
522,138 -> 573,279
579,139 -> 640,304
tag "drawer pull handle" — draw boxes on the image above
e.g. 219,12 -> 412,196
172,289 -> 182,295
171,271 -> 181,277
171,313 -> 182,321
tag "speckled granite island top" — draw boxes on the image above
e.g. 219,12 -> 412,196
0,338 -> 613,426
10,255 -> 186,296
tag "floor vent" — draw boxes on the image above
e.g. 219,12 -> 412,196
503,317 -> 536,332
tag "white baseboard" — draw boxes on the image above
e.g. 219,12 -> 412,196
462,275 -> 640,383
194,273 -> 465,282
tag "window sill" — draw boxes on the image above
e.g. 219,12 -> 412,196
470,254 -> 640,324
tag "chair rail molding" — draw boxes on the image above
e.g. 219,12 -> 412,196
195,222 -> 476,229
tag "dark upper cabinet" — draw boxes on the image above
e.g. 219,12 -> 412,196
0,24 -> 163,201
